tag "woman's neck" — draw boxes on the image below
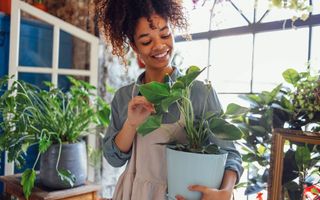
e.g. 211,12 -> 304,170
144,66 -> 173,83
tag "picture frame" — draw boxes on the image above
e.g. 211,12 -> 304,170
268,128 -> 320,200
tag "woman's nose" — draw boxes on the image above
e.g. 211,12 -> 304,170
153,39 -> 166,51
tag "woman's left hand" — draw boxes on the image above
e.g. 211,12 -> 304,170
175,185 -> 232,200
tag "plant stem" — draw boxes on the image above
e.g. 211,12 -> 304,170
55,141 -> 62,171
32,151 -> 41,169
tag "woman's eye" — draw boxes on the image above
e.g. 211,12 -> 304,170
142,41 -> 151,46
162,34 -> 171,39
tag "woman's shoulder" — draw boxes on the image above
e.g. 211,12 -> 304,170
191,80 -> 211,94
113,83 -> 135,102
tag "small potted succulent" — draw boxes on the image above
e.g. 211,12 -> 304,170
137,66 -> 245,199
0,76 -> 110,199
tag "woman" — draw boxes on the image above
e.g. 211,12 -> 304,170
97,0 -> 243,199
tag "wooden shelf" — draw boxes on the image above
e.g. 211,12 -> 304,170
0,174 -> 100,200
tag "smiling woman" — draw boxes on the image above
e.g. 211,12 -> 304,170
96,0 -> 243,199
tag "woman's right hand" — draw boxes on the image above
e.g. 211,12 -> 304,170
126,96 -> 155,128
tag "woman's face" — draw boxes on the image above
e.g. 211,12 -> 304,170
132,14 -> 174,70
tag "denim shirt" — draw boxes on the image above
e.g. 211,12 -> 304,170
103,68 -> 244,183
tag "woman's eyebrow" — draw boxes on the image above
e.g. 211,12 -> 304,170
138,25 -> 169,39
160,26 -> 169,32
138,33 -> 149,39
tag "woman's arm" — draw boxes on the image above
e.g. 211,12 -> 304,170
115,96 -> 155,153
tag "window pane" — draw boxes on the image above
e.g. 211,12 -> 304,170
174,40 -> 209,81
310,26 -> 320,68
58,75 -> 90,90
217,94 -> 251,112
255,0 -> 269,22
59,30 -> 90,70
18,72 -> 51,90
181,1 -> 211,34
19,11 -> 53,68
210,34 -> 253,93
211,1 -> 249,30
312,0 -> 320,15
253,28 -> 308,92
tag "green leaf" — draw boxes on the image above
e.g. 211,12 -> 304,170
186,65 -> 201,74
178,66 -> 205,87
137,115 -> 162,136
21,169 -> 36,200
282,68 -> 300,85
209,118 -> 243,140
138,82 -> 170,104
172,81 -> 185,90
250,126 -> 268,137
160,91 -> 182,112
272,0 -> 282,7
225,103 -> 249,115
57,169 -> 76,187
204,144 -> 220,154
39,134 -> 52,153
295,146 -> 311,171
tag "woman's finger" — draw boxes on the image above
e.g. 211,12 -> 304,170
175,195 -> 185,200
188,185 -> 209,193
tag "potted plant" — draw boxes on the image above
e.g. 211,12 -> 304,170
234,67 -> 320,199
0,76 -> 110,199
136,66 -> 245,199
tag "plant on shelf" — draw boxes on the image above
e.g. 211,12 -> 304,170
0,76 -> 110,199
137,65 -> 245,199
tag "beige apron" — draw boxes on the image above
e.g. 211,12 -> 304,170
113,85 -> 187,200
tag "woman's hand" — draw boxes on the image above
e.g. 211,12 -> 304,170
126,96 -> 155,128
175,185 -> 232,200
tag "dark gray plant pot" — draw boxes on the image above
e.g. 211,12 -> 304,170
40,141 -> 87,189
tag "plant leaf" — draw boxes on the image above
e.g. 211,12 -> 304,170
21,168 -> 36,200
282,68 -> 300,85
57,169 -> 76,187
225,103 -> 249,115
138,82 -> 170,103
295,146 -> 311,171
172,81 -> 185,90
39,134 -> 52,153
178,66 -> 205,87
137,115 -> 162,136
209,118 -> 243,140
161,91 -> 182,112
250,126 -> 268,137
204,144 -> 220,154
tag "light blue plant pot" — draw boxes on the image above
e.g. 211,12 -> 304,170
166,147 -> 228,200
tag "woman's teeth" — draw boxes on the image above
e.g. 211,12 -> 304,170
154,51 -> 168,58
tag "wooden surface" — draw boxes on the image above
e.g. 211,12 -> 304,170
0,174 -> 100,200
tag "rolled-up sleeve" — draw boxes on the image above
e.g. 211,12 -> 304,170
192,81 -> 244,184
103,92 -> 132,167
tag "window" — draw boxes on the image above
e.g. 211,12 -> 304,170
253,28 -> 309,92
210,34 -> 253,93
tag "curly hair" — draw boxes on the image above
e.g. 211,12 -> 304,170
96,0 -> 188,60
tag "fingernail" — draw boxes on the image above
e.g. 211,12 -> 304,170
188,185 -> 193,190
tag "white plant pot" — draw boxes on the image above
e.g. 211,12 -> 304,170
166,147 -> 228,200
